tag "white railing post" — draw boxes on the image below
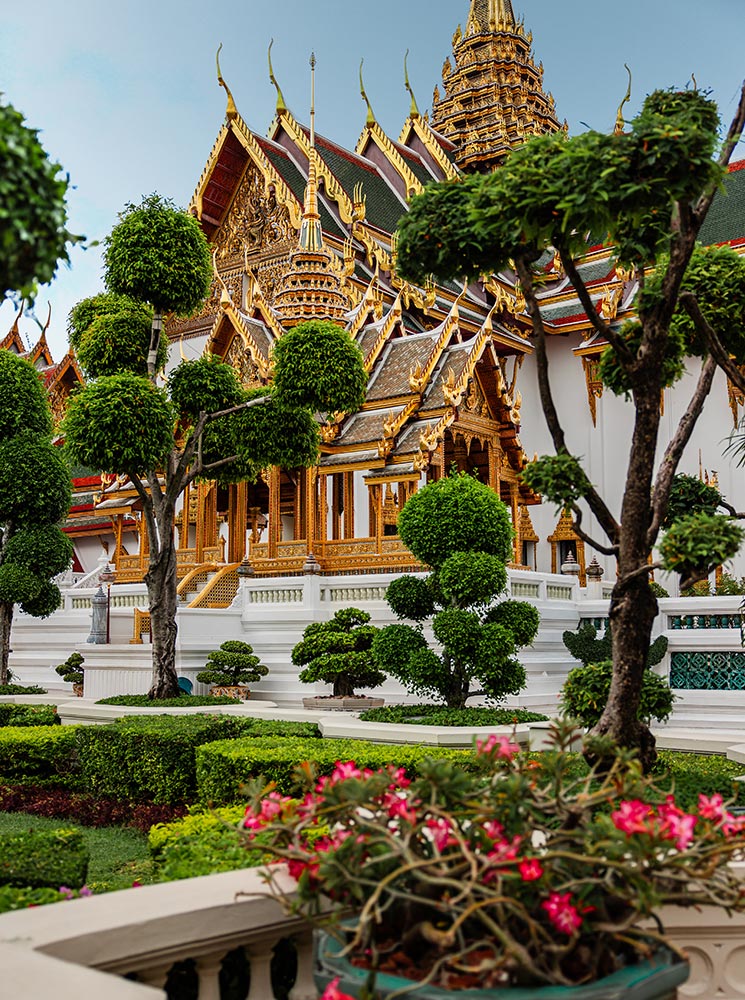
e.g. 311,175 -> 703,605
246,942 -> 275,999
288,931 -> 317,1000
196,953 -> 224,1000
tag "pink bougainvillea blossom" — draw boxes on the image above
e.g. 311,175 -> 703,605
320,977 -> 356,1000
611,799 -> 655,836
476,733 -> 521,759
518,858 -> 544,882
542,892 -> 583,934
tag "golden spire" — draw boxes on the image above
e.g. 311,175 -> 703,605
300,52 -> 323,253
614,64 -> 633,135
215,44 -> 238,121
268,40 -> 288,114
404,50 -> 420,119
467,0 -> 515,33
359,60 -> 376,126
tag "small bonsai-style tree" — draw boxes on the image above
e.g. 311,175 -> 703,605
292,607 -> 385,698
196,640 -> 268,690
563,621 -> 668,670
55,652 -> 84,688
372,473 -> 540,708
561,660 -> 674,729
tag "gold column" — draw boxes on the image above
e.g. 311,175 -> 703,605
343,471 -> 354,539
294,472 -> 303,541
228,482 -> 248,562
488,439 -> 500,494
195,482 -> 206,562
510,482 -> 521,565
268,467 -> 281,558
305,466 -> 318,554
332,474 -> 342,540
179,483 -> 191,550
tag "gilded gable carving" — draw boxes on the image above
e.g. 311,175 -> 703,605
225,335 -> 264,390
216,164 -> 295,264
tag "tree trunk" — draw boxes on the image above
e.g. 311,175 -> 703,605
333,675 -> 356,698
145,535 -> 180,699
0,601 -> 13,686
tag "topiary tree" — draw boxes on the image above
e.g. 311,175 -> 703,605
396,84 -> 745,768
0,96 -> 80,301
196,640 -> 268,689
372,474 -> 539,708
64,195 -> 368,700
563,622 -> 667,670
561,660 -> 674,729
0,354 -> 72,683
292,607 -> 385,698
55,652 -> 84,688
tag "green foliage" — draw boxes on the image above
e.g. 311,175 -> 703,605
0,96 -> 77,299
398,472 -> 513,568
660,513 -> 745,580
0,885 -> 66,913
67,292 -> 153,349
359,704 -> 548,725
0,353 -> 52,443
0,705 -> 58,727
0,564 -> 43,605
3,524 -> 72,579
271,320 -> 367,416
663,473 -> 723,529
654,751 -> 745,813
563,622 -> 667,668
56,652 -> 84,686
0,826 -> 88,889
292,607 -> 385,697
483,600 -> 541,647
0,726 -> 81,786
103,194 -> 212,315
561,660 -> 674,727
148,805 -> 266,880
197,640 -> 269,688
385,575 -> 436,621
438,551 -> 507,608
63,374 -> 174,474
649,581 -> 670,599
599,320 -> 686,397
75,307 -> 169,378
20,580 -> 62,618
0,684 -> 46,695
196,736 -> 472,803
0,434 -> 71,527
520,453 -> 592,511
715,573 -> 745,596
97,694 -> 240,707
168,355 -> 244,423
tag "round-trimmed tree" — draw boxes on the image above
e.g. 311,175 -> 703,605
292,607 -> 385,698
372,474 -> 539,708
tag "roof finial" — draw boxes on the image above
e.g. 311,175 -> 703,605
215,44 -> 238,121
404,50 -> 420,119
310,51 -> 316,148
299,53 -> 323,253
614,64 -> 632,135
268,40 -> 288,115
359,59 -> 376,126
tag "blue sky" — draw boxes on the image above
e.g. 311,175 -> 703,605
1,0 -> 743,358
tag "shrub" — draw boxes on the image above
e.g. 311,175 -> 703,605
655,751 -> 745,812
0,885 -> 67,913
55,651 -> 84,686
0,827 -> 88,889
0,684 -> 46,695
0,705 -> 58,727
0,784 -> 186,833
97,694 -> 240,706
0,726 -> 81,786
292,608 -> 385,697
563,621 -> 667,668
196,736 -> 474,805
148,806 -> 267,880
359,705 -> 548,726
560,660 -> 674,727
197,640 -> 269,688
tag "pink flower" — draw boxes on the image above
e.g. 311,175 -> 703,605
385,766 -> 411,789
482,819 -> 504,840
476,734 -> 520,760
321,977 -> 356,1000
79,885 -> 93,897
384,793 -> 418,825
699,793 -> 727,822
542,892 -> 582,934
426,816 -> 456,850
518,858 -> 544,881
58,886 -> 74,900
611,799 -> 654,836
243,792 -> 292,831
658,802 -> 697,850
722,812 -> 745,837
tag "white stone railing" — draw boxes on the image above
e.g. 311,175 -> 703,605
2,864 -> 745,998
0,867 -> 315,1000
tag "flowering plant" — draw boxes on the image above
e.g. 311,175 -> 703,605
242,721 -> 745,992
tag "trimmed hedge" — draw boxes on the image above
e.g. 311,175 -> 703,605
0,705 -> 58,727
0,685 -> 47,695
359,705 -> 548,726
76,716 -> 320,805
0,784 -> 186,833
148,806 -> 265,880
97,694 -> 240,707
0,827 -> 88,889
196,737 -> 474,804
0,726 -> 81,787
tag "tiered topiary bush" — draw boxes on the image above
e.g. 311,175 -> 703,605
0,726 -> 81,786
197,640 -> 269,697
292,607 -> 385,699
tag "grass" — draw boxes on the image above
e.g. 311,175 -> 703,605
0,812 -> 155,892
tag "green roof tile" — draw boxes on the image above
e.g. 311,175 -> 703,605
699,163 -> 745,246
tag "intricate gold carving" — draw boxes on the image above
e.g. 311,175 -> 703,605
216,164 -> 295,262
581,355 -> 604,427
599,284 -> 623,322
225,335 -> 263,390
728,366 -> 745,427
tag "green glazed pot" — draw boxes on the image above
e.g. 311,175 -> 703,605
313,930 -> 689,1000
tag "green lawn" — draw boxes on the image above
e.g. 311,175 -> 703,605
0,812 -> 155,892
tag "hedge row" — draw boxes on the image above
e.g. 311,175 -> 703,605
359,705 -> 548,726
196,737 -> 474,804
0,704 -> 58,728
148,806 -> 262,880
0,726 -> 81,787
0,827 -> 88,889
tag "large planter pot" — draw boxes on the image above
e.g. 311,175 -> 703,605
302,696 -> 384,712
314,930 -> 689,999
210,685 -> 250,700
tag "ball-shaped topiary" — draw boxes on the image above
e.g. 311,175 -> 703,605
292,607 -> 385,698
168,356 -> 245,424
0,96 -> 75,298
660,513 -> 745,584
385,575 -> 436,622
662,473 -> 723,530
0,353 -> 53,444
560,660 -> 674,728
397,473 -> 513,569
438,551 -> 508,608
67,292 -> 153,350
197,640 -> 268,688
0,436 -> 71,527
3,525 -> 73,579
0,564 -> 42,605
271,320 -> 367,416
483,600 -> 540,648
63,374 -> 175,475
21,580 -> 62,618
103,194 -> 212,315
75,309 -> 169,379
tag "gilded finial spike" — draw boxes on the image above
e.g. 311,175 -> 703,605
268,40 -> 288,115
42,301 -> 52,336
309,51 -> 316,148
359,60 -> 376,126
691,72 -> 698,91
614,64 -> 632,135
404,50 -> 420,119
216,44 -> 238,121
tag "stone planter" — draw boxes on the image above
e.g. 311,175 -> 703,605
314,929 -> 689,999
210,685 -> 250,701
302,696 -> 384,712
